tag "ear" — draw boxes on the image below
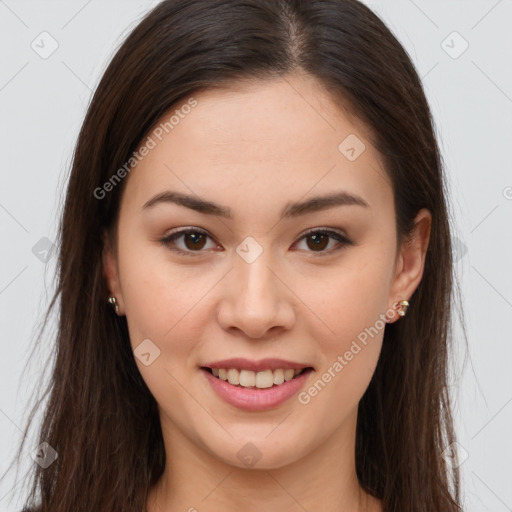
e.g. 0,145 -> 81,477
386,208 -> 431,323
102,229 -> 125,316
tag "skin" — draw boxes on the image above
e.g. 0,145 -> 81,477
103,72 -> 431,512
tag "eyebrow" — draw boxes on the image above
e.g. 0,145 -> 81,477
142,189 -> 370,219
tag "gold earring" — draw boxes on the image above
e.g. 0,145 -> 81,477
108,296 -> 119,314
397,299 -> 409,317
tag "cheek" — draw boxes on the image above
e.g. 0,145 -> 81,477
292,247 -> 391,406
117,232 -> 187,346
295,248 -> 393,342
118,247 -> 212,412
117,233 -> 223,377
296,266 -> 387,425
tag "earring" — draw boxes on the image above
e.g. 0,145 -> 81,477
397,299 -> 409,317
108,296 -> 119,314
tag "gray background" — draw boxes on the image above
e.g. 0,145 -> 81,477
1,1 -> 511,511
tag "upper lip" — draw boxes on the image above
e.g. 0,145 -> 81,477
202,358 -> 314,372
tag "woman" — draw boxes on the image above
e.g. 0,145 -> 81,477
11,0 -> 464,510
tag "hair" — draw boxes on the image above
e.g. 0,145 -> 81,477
5,0 -> 466,511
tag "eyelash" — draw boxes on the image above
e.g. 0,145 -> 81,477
159,227 -> 353,257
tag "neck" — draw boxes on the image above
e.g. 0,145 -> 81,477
147,408 -> 381,512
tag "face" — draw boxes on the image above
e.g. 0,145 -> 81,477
103,73 -> 430,470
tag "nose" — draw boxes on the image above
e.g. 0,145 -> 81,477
216,249 -> 295,339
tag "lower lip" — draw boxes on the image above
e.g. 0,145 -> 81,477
201,367 -> 314,411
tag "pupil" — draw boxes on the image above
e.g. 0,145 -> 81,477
308,234 -> 327,251
186,233 -> 205,250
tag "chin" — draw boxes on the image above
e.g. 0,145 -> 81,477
203,432 -> 308,471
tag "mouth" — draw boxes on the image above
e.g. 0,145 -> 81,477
200,366 -> 314,389
201,364 -> 315,411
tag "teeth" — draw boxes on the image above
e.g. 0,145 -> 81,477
227,368 -> 239,385
273,368 -> 284,385
209,367 -> 307,388
239,369 -> 255,387
255,370 -> 274,389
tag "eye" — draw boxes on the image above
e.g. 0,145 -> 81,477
293,228 -> 353,255
160,227 -> 353,256
160,227 -> 218,256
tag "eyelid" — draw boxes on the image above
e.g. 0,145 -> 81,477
300,227 -> 351,243
160,226 -> 216,257
294,228 -> 353,256
159,226 -> 353,256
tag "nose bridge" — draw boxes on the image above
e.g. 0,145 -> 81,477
217,237 -> 294,337
235,241 -> 280,308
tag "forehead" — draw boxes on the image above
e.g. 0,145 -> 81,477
122,74 -> 392,218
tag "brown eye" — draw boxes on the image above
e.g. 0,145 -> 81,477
161,228 -> 216,256
182,231 -> 207,250
295,229 -> 353,255
160,227 -> 353,257
305,232 -> 329,251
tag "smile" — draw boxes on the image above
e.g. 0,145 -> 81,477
201,366 -> 315,411
204,367 -> 311,388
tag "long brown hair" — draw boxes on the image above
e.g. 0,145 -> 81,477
6,1 -> 465,510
